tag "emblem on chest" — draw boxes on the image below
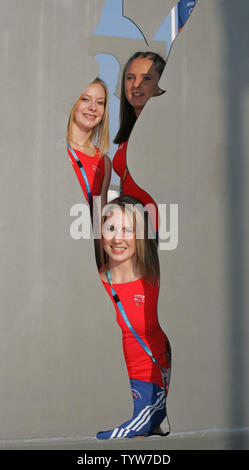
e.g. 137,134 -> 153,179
134,294 -> 145,306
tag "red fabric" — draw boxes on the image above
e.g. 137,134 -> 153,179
102,277 -> 169,387
113,140 -> 159,233
68,147 -> 105,202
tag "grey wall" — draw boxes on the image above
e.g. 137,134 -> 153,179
0,0 -> 131,440
128,0 -> 249,433
0,0 -> 248,442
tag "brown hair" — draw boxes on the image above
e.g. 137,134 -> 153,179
67,77 -> 110,156
114,52 -> 166,144
100,195 -> 159,283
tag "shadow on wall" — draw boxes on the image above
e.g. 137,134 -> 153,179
221,0 -> 249,448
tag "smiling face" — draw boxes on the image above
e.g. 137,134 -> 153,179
73,82 -> 106,132
124,57 -> 161,117
102,208 -> 136,266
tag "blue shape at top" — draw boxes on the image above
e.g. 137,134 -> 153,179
94,0 -> 143,39
153,11 -> 172,41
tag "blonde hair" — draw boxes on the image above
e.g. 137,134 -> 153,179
67,78 -> 110,156
100,196 -> 159,283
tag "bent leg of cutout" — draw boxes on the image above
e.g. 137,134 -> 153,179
96,379 -> 169,440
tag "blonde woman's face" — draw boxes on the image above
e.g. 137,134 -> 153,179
125,58 -> 161,117
102,208 -> 136,264
73,83 -> 106,131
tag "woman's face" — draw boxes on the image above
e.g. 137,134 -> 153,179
124,57 -> 161,117
73,83 -> 106,132
102,208 -> 136,265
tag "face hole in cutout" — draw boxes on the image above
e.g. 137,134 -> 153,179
100,195 -> 159,282
113,51 -> 166,146
67,78 -> 110,158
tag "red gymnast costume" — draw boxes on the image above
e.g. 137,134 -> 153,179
97,275 -> 171,439
67,145 -> 105,205
112,140 -> 159,235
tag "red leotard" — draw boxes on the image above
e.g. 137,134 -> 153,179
67,146 -> 105,202
112,141 -> 159,233
102,277 -> 170,388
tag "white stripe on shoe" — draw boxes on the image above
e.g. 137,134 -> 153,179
110,428 -> 119,439
119,391 -> 166,438
124,392 -> 165,436
135,395 -> 166,432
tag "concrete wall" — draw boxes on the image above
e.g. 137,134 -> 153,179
0,0 -> 248,441
0,0 -> 131,440
128,0 -> 249,432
